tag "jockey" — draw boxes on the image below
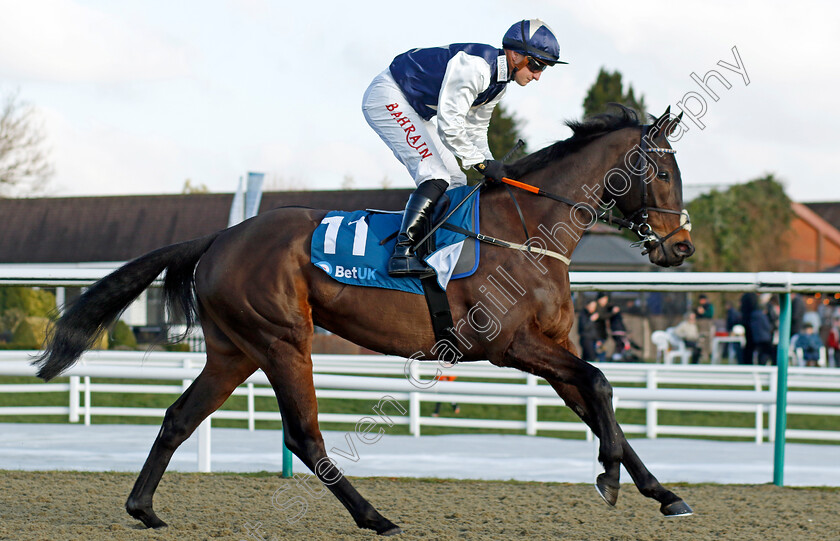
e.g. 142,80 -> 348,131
363,19 -> 566,277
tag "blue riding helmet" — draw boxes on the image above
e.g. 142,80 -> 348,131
502,19 -> 566,66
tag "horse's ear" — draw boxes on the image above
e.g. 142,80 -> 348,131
651,108 -> 683,139
649,108 -> 668,138
663,111 -> 684,138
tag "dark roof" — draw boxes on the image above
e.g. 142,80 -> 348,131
0,188 -> 658,269
804,202 -> 840,232
570,231 -> 659,271
0,189 -> 411,263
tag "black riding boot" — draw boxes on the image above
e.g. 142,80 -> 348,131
388,179 -> 447,277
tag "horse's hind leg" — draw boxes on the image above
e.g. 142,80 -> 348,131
262,340 -> 401,536
125,341 -> 257,528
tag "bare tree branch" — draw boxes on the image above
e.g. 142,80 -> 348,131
0,90 -> 53,197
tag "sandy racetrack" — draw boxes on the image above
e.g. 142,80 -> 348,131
1,471 -> 838,540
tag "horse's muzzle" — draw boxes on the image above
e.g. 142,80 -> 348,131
673,240 -> 695,259
646,238 -> 695,267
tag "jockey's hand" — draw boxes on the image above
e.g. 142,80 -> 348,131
474,160 -> 507,184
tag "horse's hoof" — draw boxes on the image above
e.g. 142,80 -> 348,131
661,499 -> 694,517
378,525 -> 403,536
594,473 -> 619,507
126,505 -> 168,529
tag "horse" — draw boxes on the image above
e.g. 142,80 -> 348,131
34,105 -> 695,536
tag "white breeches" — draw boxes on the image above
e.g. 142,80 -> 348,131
362,70 -> 467,188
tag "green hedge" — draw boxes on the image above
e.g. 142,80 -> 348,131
109,320 -> 138,349
0,287 -> 56,318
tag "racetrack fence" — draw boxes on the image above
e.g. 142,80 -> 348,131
3,267 -> 840,484
1,351 -> 839,474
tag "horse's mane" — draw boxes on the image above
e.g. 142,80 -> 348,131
506,104 -> 643,177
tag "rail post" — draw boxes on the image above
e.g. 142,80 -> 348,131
646,369 -> 658,439
773,292 -> 792,486
83,376 -> 91,426
282,421 -> 293,478
526,375 -> 538,436
247,383 -> 255,431
408,362 -> 421,437
197,419 -> 211,472
68,375 -> 80,423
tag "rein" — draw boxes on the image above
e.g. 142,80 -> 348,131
401,125 -> 692,269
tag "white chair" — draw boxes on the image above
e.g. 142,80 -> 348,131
651,329 -> 692,364
651,330 -> 669,363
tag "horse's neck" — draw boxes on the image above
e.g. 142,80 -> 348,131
517,143 -> 623,255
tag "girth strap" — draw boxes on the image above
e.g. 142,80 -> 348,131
420,275 -> 455,344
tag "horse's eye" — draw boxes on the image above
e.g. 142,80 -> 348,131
657,171 -> 670,182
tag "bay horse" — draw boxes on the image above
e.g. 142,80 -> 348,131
34,105 -> 695,535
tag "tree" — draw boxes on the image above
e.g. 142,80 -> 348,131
0,286 -> 56,318
109,320 -> 138,349
0,90 -> 53,196
181,179 -> 209,194
341,174 -> 355,190
466,103 -> 528,182
582,68 -> 647,119
0,286 -> 56,348
686,174 -> 794,272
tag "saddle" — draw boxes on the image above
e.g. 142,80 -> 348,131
311,185 -> 482,344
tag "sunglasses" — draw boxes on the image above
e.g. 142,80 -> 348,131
526,56 -> 549,72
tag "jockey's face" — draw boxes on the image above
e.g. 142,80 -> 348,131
507,51 -> 543,86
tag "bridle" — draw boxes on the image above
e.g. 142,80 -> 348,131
488,123 -> 692,261
617,124 -> 692,256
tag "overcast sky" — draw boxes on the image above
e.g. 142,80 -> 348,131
1,0 -> 838,202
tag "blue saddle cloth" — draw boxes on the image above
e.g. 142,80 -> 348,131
310,185 -> 480,294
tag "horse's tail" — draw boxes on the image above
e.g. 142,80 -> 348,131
32,232 -> 223,381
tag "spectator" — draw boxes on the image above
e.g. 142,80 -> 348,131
609,305 -> 627,361
694,294 -> 714,362
827,315 -> 840,368
695,294 -> 714,319
674,312 -> 702,364
578,300 -> 600,362
724,302 -> 744,364
431,375 -> 460,417
749,299 -> 775,365
803,302 -> 821,333
594,293 -> 610,362
647,292 -> 663,315
790,293 -> 806,337
623,298 -> 643,316
608,304 -> 641,362
765,294 -> 780,336
795,323 -> 823,367
725,302 -> 741,331
740,293 -> 758,365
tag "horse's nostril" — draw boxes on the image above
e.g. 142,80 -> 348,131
674,242 -> 695,257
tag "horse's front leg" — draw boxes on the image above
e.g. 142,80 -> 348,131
554,339 -> 693,516
502,331 -> 625,504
